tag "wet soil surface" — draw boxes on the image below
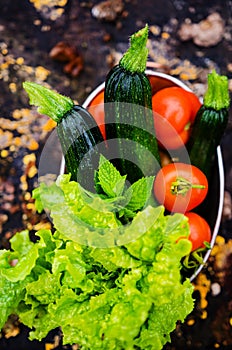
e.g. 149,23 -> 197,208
1,0 -> 232,349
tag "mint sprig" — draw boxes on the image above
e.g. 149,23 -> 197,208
97,155 -> 127,198
95,155 -> 155,218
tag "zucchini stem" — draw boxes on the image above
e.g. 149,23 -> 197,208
23,81 -> 74,123
203,69 -> 230,111
119,24 -> 149,73
171,176 -> 205,196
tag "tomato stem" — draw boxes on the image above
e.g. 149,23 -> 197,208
170,176 -> 205,196
184,121 -> 191,131
182,251 -> 204,269
182,245 -> 210,270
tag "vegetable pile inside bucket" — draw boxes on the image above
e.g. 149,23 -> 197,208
0,25 -> 230,350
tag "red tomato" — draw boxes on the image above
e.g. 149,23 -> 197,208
154,163 -> 208,213
88,90 -> 106,140
152,87 -> 201,149
185,212 -> 211,251
182,90 -> 202,123
152,87 -> 192,134
154,112 -> 191,150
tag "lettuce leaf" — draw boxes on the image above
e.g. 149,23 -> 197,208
0,274 -> 27,329
0,167 -> 194,349
0,230 -> 39,282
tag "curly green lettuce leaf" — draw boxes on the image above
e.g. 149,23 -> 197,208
55,288 -> 122,348
32,182 -> 64,214
117,205 -> 164,249
1,170 -> 194,349
90,246 -> 142,272
26,270 -> 62,305
0,274 -> 27,329
124,205 -> 166,261
135,279 -> 194,349
0,230 -> 39,282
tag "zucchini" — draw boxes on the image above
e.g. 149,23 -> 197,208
104,25 -> 160,183
23,82 -> 105,190
187,70 -> 230,178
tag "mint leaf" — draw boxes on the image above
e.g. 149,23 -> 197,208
125,176 -> 154,212
97,155 -> 126,197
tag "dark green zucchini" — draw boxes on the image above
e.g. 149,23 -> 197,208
187,70 -> 230,178
23,82 -> 105,190
104,25 -> 160,183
